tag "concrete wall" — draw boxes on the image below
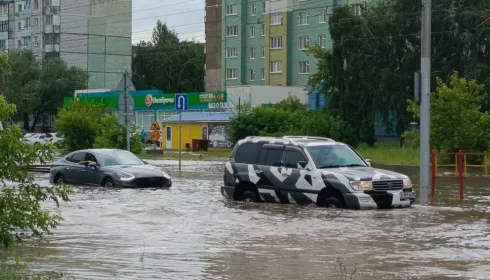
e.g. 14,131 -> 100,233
60,0 -> 89,71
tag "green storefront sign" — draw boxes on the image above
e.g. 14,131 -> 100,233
64,91 -> 227,110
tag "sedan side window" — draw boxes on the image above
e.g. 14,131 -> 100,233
85,153 -> 98,163
285,150 -> 306,168
70,152 -> 87,163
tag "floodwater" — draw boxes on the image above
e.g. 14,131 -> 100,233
10,161 -> 490,279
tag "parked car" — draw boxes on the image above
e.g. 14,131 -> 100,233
22,132 -> 64,147
221,136 -> 416,210
49,148 -> 172,188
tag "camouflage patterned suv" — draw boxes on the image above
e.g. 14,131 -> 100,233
221,136 -> 416,210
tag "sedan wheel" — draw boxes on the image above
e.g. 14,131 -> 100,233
103,178 -> 115,188
55,174 -> 65,185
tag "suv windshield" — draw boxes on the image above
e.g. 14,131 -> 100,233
96,150 -> 145,166
306,145 -> 367,169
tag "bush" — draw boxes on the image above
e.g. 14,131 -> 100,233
56,100 -> 142,154
229,96 -> 358,146
55,100 -> 107,152
94,114 -> 143,155
405,73 -> 490,153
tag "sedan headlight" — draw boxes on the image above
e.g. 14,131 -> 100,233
349,180 -> 372,191
116,170 -> 135,181
403,178 -> 412,189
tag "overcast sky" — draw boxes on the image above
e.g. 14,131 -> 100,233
132,0 -> 205,44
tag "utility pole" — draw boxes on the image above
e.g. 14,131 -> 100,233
124,70 -> 130,151
419,0 -> 431,204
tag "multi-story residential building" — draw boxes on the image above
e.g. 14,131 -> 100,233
204,0 -> 369,91
0,0 -> 132,90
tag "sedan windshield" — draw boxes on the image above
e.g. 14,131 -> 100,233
306,145 -> 367,169
96,150 -> 145,166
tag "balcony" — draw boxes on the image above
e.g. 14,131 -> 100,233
43,6 -> 59,14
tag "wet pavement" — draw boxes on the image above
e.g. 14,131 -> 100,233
13,161 -> 490,279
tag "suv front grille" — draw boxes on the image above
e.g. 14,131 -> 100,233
372,180 -> 403,191
133,177 -> 169,188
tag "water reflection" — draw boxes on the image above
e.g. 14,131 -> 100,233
8,161 -> 490,279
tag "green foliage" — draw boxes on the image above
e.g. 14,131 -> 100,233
56,100 -> 143,154
94,114 -> 143,155
404,73 -> 490,153
55,100 -> 107,152
309,0 -> 490,143
0,50 -> 88,130
132,20 -> 205,92
0,92 -> 72,247
229,96 -> 358,147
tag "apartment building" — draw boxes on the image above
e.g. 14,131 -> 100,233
0,0 -> 132,90
204,0 -> 370,91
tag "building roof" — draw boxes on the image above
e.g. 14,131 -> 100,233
162,112 -> 233,123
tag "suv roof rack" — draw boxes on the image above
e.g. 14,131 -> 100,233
282,136 -> 335,142
244,136 -> 335,142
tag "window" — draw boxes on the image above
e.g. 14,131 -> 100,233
261,68 -> 265,80
34,36 -> 39,46
0,40 -> 6,50
34,17 -> 39,26
249,69 -> 255,81
251,4 -> 256,16
136,111 -> 154,131
22,36 -> 31,46
226,47 -> 237,58
25,0 -> 32,9
226,25 -> 238,36
45,15 -> 53,25
299,61 -> 309,74
299,36 -> 309,50
226,68 -> 237,79
17,40 -> 21,48
249,26 -> 255,37
270,37 -> 282,49
351,4 -> 362,16
271,13 -> 282,25
0,4 -> 7,14
157,111 -> 177,122
270,61 -> 282,73
25,18 -> 31,28
299,12 -> 309,25
68,152 -> 87,163
44,33 -> 59,44
17,4 -> 22,13
17,22 -> 21,31
0,21 -> 8,32
263,149 -> 284,167
261,46 -> 265,58
43,0 -> 53,6
262,1 -> 266,13
306,145 -> 367,168
226,4 -> 238,15
250,47 -> 255,59
261,24 -> 265,36
319,9 -> 327,23
285,149 -> 306,168
34,0 -> 39,9
318,35 -> 326,48
234,143 -> 263,164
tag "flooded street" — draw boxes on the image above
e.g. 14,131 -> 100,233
16,161 -> 490,279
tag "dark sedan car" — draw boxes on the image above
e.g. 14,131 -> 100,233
49,148 -> 172,188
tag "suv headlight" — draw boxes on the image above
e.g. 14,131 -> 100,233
350,180 -> 372,191
116,170 -> 135,181
403,178 -> 412,189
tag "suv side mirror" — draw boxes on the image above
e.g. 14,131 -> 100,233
298,161 -> 308,169
365,159 -> 372,167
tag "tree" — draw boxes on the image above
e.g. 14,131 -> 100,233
229,96 -> 358,146
403,73 -> 490,153
94,114 -> 143,155
56,100 -> 108,152
0,50 -> 88,131
132,20 -> 205,93
309,0 -> 490,144
0,53 -> 72,247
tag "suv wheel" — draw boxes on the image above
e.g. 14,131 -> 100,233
324,196 -> 344,209
242,191 -> 260,203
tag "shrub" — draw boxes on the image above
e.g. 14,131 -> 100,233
94,114 -> 143,155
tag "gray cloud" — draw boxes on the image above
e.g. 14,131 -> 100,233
132,0 -> 205,44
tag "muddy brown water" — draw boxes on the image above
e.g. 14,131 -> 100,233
10,161 -> 490,279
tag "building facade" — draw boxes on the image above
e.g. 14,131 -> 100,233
204,0 -> 370,91
0,0 -> 132,90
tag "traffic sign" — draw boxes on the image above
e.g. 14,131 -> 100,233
175,94 -> 188,111
150,130 -> 160,142
149,120 -> 160,131
116,74 -> 136,91
118,115 -> 136,126
118,93 -> 134,112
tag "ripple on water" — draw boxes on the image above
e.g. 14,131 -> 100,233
13,160 -> 490,279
